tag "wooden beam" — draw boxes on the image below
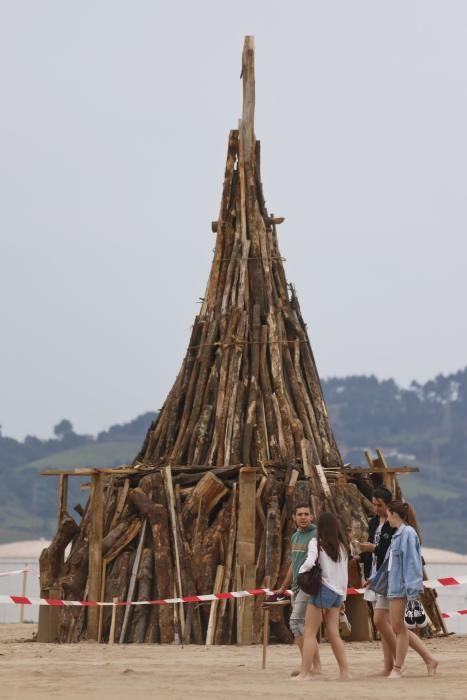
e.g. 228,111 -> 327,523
57,474 -> 68,527
211,216 -> 284,232
237,467 -> 257,645
241,36 -> 255,166
329,466 -> 419,476
87,472 -> 104,640
41,467 -> 138,477
262,506 -> 275,669
205,565 -> 224,645
163,466 -> 185,640
119,520 -> 147,643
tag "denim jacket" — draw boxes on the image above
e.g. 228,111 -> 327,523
386,524 -> 424,600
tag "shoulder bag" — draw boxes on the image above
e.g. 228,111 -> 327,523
297,540 -> 322,596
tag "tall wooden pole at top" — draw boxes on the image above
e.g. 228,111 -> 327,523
241,36 -> 256,167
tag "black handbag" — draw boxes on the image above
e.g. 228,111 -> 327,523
297,540 -> 322,596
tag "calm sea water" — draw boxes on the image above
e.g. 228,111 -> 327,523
1,558 -> 466,633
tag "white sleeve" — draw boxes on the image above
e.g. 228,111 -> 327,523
343,553 -> 349,601
298,537 -> 318,574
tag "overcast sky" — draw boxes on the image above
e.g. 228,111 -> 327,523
1,1 -> 466,439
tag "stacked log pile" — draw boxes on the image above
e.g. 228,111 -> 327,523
39,37 -> 446,643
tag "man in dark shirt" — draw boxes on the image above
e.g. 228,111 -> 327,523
359,487 -> 397,675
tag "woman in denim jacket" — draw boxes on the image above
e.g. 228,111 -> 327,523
385,501 -> 438,678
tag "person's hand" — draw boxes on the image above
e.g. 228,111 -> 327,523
358,542 -> 375,552
272,587 -> 285,594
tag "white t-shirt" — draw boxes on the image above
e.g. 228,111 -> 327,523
299,537 -> 348,599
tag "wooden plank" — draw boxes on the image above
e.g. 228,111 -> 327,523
241,36 -> 255,165
262,506 -> 275,669
237,467 -> 257,644
314,463 -> 334,510
97,561 -> 107,643
119,520 -> 147,644
238,467 -> 257,565
41,467 -> 138,477
110,479 -> 130,528
364,449 -> 374,470
57,475 -> 68,526
336,466 -> 419,476
255,476 -> 267,527
108,597 -> 118,645
163,466 -> 185,640
205,565 -> 224,645
215,485 -> 238,644
87,472 -> 104,640
375,448 -> 396,494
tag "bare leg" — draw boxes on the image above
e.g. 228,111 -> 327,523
293,604 -> 322,680
295,635 -> 322,673
373,608 -> 396,675
323,607 -> 350,680
388,599 -> 409,678
408,631 -> 439,674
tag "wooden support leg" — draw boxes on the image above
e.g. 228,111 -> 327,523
108,597 -> 118,645
87,472 -> 104,640
237,467 -> 257,645
262,607 -> 270,669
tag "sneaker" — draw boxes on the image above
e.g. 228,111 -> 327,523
265,593 -> 290,605
412,600 -> 428,629
339,610 -> 352,637
404,601 -> 416,629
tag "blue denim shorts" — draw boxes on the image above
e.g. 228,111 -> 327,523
308,583 -> 344,609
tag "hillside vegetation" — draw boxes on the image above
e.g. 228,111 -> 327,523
1,367 -> 466,551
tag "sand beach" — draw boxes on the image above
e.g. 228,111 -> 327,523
1,624 -> 466,700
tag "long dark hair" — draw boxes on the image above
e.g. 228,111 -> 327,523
317,511 -> 348,562
387,501 -> 422,542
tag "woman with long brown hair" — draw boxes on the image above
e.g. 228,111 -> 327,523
294,511 -> 350,681
383,501 -> 439,678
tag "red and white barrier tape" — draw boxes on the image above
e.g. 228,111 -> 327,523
0,574 -> 466,608
441,609 -> 467,620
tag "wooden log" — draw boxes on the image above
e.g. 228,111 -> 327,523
223,312 -> 248,464
214,486 -> 238,644
182,472 -> 228,522
204,129 -> 239,313
193,499 -> 233,602
205,564 -> 224,645
151,505 -> 175,643
39,514 -> 79,590
163,467 -> 185,639
130,547 -> 154,643
119,520 -> 147,643
104,519 -> 141,564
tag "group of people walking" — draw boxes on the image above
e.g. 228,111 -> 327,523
275,488 -> 439,680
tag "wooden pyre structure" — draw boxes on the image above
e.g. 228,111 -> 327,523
39,37 -> 446,644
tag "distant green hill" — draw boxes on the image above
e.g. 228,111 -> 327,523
18,441 -> 141,472
1,369 -> 466,551
0,413 -> 155,544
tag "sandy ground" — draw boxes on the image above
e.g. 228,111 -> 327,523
0,625 -> 466,700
